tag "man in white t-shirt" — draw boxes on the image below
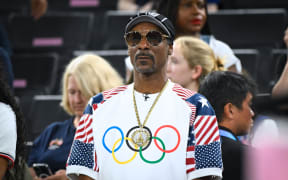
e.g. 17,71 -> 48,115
66,12 -> 223,180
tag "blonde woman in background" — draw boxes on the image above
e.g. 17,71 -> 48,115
167,36 -> 225,92
28,54 -> 123,180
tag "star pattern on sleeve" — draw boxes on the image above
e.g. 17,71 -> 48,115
198,96 -> 209,108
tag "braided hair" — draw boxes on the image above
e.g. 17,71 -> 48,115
0,63 -> 26,179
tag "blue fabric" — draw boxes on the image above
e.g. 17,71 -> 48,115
67,140 -> 94,168
207,0 -> 220,3
219,129 -> 237,141
200,35 -> 211,44
0,24 -> 12,56
136,0 -> 149,6
28,118 -> 76,174
195,141 -> 223,169
186,93 -> 216,116
219,126 -> 239,142
0,23 -> 14,90
0,47 -> 14,89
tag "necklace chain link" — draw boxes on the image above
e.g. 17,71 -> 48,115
133,81 -> 168,128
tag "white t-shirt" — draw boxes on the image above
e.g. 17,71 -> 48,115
208,36 -> 242,73
0,102 -> 17,168
66,81 -> 223,179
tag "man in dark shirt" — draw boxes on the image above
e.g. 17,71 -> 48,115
199,71 -> 256,180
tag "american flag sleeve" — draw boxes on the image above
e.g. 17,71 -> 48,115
186,94 -> 223,179
66,101 -> 99,178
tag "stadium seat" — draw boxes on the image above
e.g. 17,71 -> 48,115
26,95 -> 70,141
11,53 -> 60,97
47,0 -> 117,12
233,49 -> 259,81
74,49 -> 127,78
221,0 -> 288,9
0,0 -> 28,17
7,12 -> 94,54
102,11 -> 137,50
208,9 -> 287,49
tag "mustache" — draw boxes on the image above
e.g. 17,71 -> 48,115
135,53 -> 154,61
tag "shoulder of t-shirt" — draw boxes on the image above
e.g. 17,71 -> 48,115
0,102 -> 15,120
83,85 -> 129,114
209,35 -> 233,50
171,83 -> 215,116
171,83 -> 206,104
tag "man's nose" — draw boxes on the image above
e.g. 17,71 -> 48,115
138,35 -> 150,49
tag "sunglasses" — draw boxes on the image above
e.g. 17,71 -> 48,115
124,30 -> 169,47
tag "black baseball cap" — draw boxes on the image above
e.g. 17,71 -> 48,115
125,12 -> 175,44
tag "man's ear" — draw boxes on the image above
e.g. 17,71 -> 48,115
191,65 -> 203,80
223,103 -> 234,119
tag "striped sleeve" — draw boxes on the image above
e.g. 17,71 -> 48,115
66,96 -> 101,179
185,93 -> 223,179
66,86 -> 128,178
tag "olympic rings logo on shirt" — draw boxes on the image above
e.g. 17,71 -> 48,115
102,125 -> 181,164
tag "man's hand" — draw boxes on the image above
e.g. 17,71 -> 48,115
31,0 -> 47,20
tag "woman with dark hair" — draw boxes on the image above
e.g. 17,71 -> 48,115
0,64 -> 32,179
156,0 -> 242,73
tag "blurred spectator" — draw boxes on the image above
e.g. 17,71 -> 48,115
27,54 -> 123,179
0,0 -> 47,91
272,27 -> 288,98
124,56 -> 134,84
206,0 -> 220,12
199,71 -> 256,180
246,115 -> 288,180
31,0 -> 47,20
167,36 -> 225,91
117,0 -> 153,11
0,24 -> 13,90
0,65 -> 32,179
157,0 -> 242,73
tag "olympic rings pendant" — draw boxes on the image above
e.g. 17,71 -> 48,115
126,126 -> 152,152
102,125 -> 181,164
131,128 -> 150,147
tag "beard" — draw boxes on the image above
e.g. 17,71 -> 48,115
134,53 -> 156,75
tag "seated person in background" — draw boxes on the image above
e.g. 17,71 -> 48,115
28,54 -> 123,179
167,36 -> 225,92
199,71 -> 256,180
31,0 -> 47,20
117,0 -> 154,11
272,27 -> 288,98
157,0 -> 242,73
206,0 -> 220,13
0,65 -> 32,179
124,56 -> 134,84
0,24 -> 14,90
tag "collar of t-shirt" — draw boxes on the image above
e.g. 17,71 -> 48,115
133,90 -> 159,125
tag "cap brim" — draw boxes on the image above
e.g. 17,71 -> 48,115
125,16 -> 170,37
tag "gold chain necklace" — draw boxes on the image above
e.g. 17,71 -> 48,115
131,81 -> 168,147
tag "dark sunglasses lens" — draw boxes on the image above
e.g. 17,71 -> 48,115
147,31 -> 162,46
126,32 -> 141,46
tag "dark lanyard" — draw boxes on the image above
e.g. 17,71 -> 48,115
219,129 -> 237,141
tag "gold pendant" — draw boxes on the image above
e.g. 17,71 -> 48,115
131,128 -> 151,148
